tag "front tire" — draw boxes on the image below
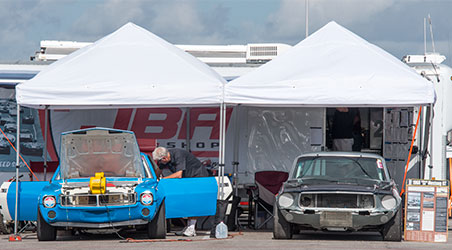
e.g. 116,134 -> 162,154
37,208 -> 56,241
273,205 -> 293,239
147,201 -> 166,239
381,206 -> 402,241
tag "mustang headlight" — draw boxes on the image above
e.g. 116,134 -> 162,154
278,193 -> 294,208
381,195 -> 397,210
140,192 -> 154,206
43,195 -> 56,208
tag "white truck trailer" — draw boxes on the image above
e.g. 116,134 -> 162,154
403,53 -> 452,181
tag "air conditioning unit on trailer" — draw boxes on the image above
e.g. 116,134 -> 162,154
246,43 -> 291,63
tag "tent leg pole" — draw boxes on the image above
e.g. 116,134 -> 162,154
218,104 -> 224,200
232,106 -> 240,196
14,104 -> 21,236
223,104 -> 227,195
44,106 -> 48,181
220,103 -> 226,200
232,105 -> 240,229
428,103 -> 434,179
419,106 -> 424,179
421,104 -> 432,179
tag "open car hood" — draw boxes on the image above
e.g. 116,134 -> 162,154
59,127 -> 145,180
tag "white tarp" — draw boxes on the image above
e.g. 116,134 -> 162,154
224,21 -> 435,107
16,23 -> 226,109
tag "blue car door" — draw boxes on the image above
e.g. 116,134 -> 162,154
6,181 -> 49,221
141,154 -> 217,219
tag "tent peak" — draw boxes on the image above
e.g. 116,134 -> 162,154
320,21 -> 348,31
113,22 -> 146,36
324,20 -> 340,27
119,22 -> 140,30
288,20 -> 377,54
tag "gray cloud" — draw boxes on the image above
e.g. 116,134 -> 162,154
69,0 -> 149,41
68,0 -> 233,45
264,0 -> 452,63
0,0 -> 451,65
0,0 -> 49,61
265,0 -> 394,41
0,0 -> 80,61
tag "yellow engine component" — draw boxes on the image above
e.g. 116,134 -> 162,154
89,172 -> 106,194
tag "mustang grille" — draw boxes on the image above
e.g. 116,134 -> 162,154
299,193 -> 374,209
60,193 -> 136,207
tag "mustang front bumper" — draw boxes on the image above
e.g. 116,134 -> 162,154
40,202 -> 158,228
280,208 -> 397,230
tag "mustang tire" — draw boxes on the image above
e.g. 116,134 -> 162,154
273,205 -> 293,239
381,206 -> 402,241
37,208 -> 56,241
148,201 -> 166,239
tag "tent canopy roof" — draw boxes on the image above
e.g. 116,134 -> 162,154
225,21 -> 435,107
16,22 -> 226,109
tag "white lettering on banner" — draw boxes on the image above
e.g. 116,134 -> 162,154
115,108 -> 232,140
113,108 -> 232,158
0,161 -> 25,168
160,141 -> 220,149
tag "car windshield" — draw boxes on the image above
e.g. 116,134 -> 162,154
293,156 -> 388,182
60,129 -> 145,179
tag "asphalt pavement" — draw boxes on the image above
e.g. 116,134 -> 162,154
1,229 -> 452,250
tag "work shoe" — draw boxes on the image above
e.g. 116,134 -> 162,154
175,226 -> 196,237
182,226 -> 196,237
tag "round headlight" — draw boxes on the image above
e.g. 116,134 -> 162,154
43,196 -> 56,208
278,193 -> 294,208
140,192 -> 154,206
381,195 -> 397,210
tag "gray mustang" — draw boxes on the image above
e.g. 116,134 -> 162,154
274,152 -> 402,241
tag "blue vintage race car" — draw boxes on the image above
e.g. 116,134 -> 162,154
0,127 -> 218,241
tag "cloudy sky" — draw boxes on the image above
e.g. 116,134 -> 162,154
1,0 -> 451,65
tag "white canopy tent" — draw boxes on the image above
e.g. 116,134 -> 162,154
224,21 -> 435,107
16,23 -> 225,109
13,22 -> 227,236
222,21 -> 436,196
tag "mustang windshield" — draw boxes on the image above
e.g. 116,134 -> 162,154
293,156 -> 388,182
60,130 -> 144,179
